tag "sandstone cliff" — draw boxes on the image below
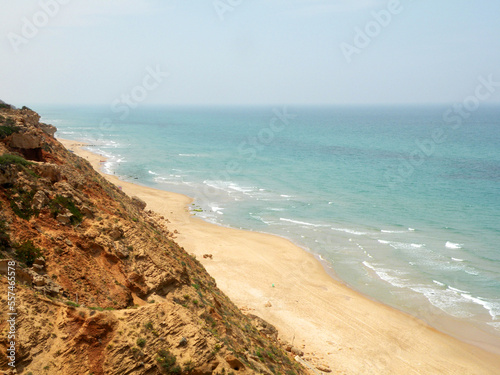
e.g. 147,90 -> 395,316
0,103 -> 307,375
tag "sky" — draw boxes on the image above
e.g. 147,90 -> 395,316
1,0 -> 500,107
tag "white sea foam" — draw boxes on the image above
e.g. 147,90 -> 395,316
461,294 -> 500,320
228,183 -> 254,193
464,269 -> 479,276
381,229 -> 405,233
148,170 -> 159,175
331,227 -> 366,235
203,180 -> 256,197
451,257 -> 464,262
445,241 -> 463,249
280,218 -> 327,227
448,286 -> 469,294
433,280 -> 446,287
376,239 -> 424,250
362,262 -> 409,288
408,228 -> 415,231
410,286 -> 475,318
209,205 -> 225,214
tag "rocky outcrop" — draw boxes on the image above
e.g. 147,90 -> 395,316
32,190 -> 49,210
34,163 -> 62,182
0,164 -> 18,185
40,122 -> 57,137
131,196 -> 147,210
247,314 -> 279,340
8,130 -> 42,149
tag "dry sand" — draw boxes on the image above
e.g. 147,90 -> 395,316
61,138 -> 500,374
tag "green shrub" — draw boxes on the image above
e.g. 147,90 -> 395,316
15,240 -> 41,267
136,337 -> 146,348
0,124 -> 21,139
50,195 -> 83,225
0,154 -> 31,167
170,366 -> 181,374
8,188 -> 37,220
157,349 -> 178,372
88,306 -> 115,311
183,360 -> 195,373
0,103 -> 11,110
0,217 -> 10,251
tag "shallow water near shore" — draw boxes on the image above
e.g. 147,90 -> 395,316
40,104 -> 500,347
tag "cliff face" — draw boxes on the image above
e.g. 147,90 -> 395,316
0,104 -> 306,375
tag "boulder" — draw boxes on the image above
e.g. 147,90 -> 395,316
0,164 -> 17,185
33,276 -> 46,286
45,284 -> 62,297
35,163 -> 61,182
81,205 -> 94,218
32,264 -> 45,274
109,227 -> 123,241
57,211 -> 73,225
34,257 -> 45,266
115,243 -> 131,259
32,190 -> 49,210
9,131 -> 42,149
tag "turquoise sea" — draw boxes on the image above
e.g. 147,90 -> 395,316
39,105 -> 500,347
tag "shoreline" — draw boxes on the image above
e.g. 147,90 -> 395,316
60,138 -> 500,374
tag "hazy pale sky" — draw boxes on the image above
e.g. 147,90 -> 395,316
1,0 -> 499,107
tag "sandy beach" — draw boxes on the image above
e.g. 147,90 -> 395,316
60,138 -> 500,374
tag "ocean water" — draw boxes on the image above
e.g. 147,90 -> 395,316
39,105 -> 500,345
